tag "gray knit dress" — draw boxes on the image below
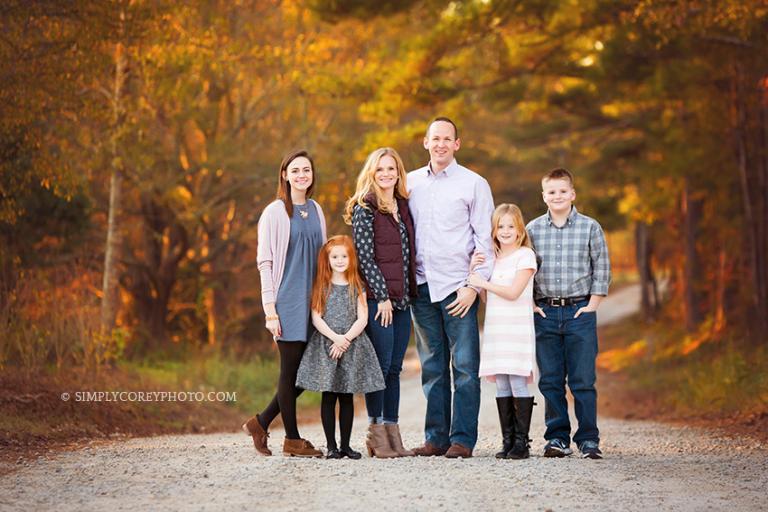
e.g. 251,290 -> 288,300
296,284 -> 385,394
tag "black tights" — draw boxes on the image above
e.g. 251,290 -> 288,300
257,341 -> 305,440
321,392 -> 354,450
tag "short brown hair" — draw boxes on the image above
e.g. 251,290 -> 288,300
426,116 -> 459,140
542,167 -> 574,187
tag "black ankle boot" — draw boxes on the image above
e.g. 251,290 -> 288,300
507,397 -> 535,459
495,397 -> 515,459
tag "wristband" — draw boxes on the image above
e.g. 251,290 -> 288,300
265,315 -> 279,321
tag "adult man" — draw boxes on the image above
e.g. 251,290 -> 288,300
407,117 -> 495,458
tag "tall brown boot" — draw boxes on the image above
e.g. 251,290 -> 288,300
384,424 -> 415,457
365,424 -> 399,458
242,415 -> 272,456
282,438 -> 323,458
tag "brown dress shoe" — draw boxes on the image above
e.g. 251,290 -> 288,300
384,424 -> 415,457
412,442 -> 448,457
445,443 -> 472,458
283,438 -> 323,458
242,415 -> 271,456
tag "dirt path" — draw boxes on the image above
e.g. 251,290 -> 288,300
2,286 -> 766,511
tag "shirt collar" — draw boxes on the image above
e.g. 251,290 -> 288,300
546,205 -> 579,227
427,158 -> 458,177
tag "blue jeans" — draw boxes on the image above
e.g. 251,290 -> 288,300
535,299 -> 599,446
411,284 -> 480,450
364,300 -> 412,423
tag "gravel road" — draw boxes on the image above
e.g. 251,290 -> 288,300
2,285 -> 766,511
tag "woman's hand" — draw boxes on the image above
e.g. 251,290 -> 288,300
467,272 -> 487,289
469,251 -> 486,271
266,317 -> 282,340
375,299 -> 393,327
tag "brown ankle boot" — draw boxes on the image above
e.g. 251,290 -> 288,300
384,424 -> 414,457
282,438 -> 323,458
365,424 -> 399,458
242,415 -> 271,456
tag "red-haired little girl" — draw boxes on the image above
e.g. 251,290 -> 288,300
296,235 -> 385,459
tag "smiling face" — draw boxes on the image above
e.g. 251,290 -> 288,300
328,245 -> 350,274
374,154 -> 399,192
281,156 -> 313,194
495,214 -> 520,248
542,177 -> 576,215
423,120 -> 460,171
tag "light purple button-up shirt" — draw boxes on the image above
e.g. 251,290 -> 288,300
407,159 -> 495,303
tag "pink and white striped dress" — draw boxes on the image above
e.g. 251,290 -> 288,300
478,247 -> 537,383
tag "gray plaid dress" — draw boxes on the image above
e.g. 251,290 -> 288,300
296,284 -> 385,394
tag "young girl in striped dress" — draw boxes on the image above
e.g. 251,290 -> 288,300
468,203 -> 537,459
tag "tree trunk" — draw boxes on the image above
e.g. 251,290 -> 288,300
733,64 -> 768,338
635,221 -> 656,323
681,178 -> 703,332
100,8 -> 128,335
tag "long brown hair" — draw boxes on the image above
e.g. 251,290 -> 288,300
311,235 -> 366,314
276,149 -> 316,217
343,147 -> 408,224
491,203 -> 532,254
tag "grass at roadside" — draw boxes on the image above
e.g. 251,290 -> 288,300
0,351 -> 322,470
597,313 -> 768,439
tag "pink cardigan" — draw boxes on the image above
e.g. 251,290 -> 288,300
257,199 -> 327,305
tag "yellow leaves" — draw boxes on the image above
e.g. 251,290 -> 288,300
597,340 -> 648,372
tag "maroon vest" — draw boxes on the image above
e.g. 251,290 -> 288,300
363,194 -> 418,301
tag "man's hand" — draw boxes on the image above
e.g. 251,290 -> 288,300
446,287 -> 477,318
534,306 -> 547,318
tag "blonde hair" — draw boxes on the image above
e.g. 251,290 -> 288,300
343,147 -> 408,224
491,203 -> 532,254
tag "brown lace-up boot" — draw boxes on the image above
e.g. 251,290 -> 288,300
282,438 -> 323,458
242,415 -> 271,456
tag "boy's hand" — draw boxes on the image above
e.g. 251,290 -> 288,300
469,251 -> 486,271
574,295 -> 603,318
447,287 -> 477,318
573,305 -> 597,318
534,306 -> 547,318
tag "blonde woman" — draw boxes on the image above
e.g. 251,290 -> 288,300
343,148 -> 417,458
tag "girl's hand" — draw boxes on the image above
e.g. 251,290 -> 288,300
329,344 -> 343,360
469,251 -> 486,271
375,299 -> 393,328
335,334 -> 350,350
467,272 -> 486,288
266,317 -> 282,340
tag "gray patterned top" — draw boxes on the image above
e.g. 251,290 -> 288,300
351,204 -> 411,310
526,205 -> 611,300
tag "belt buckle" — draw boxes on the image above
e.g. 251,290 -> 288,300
551,297 -> 566,307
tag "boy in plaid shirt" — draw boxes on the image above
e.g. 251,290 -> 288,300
526,168 -> 611,459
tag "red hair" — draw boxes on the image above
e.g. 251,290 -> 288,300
311,235 -> 366,314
